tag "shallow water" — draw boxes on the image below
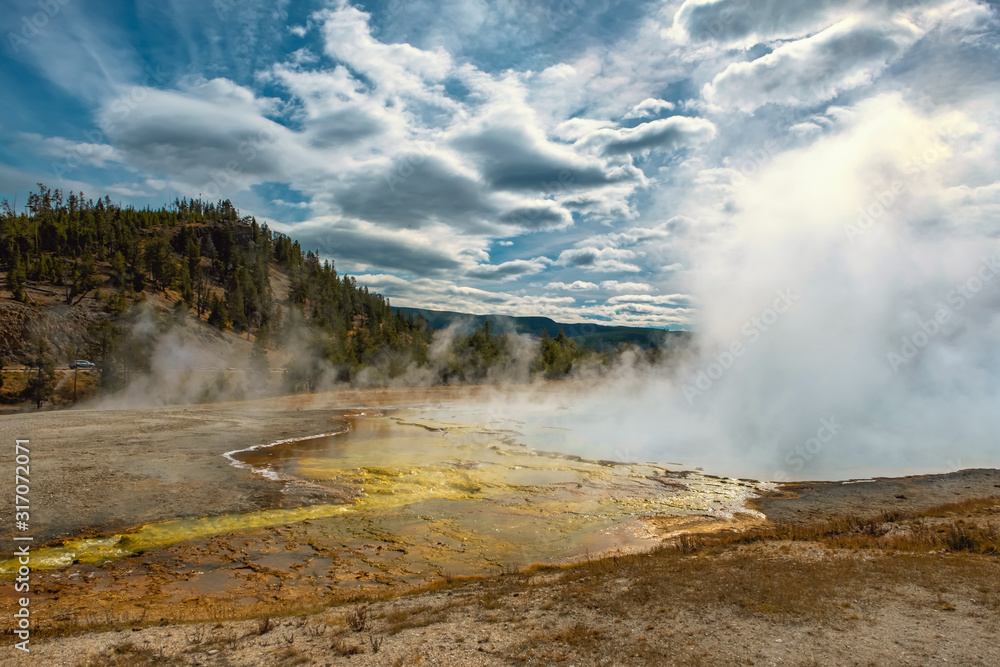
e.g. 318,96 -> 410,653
1,407 -> 765,578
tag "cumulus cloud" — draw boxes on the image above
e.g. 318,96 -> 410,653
96,79 -> 291,193
280,218 -> 469,276
552,118 -> 616,141
498,202 -> 574,230
8,0 -> 997,335
316,3 -> 454,102
556,247 -> 642,272
703,18 -> 922,112
330,153 -> 499,232
466,257 -> 553,280
454,123 -> 641,191
357,273 -> 692,328
20,133 -> 124,168
607,293 -> 693,306
600,280 -> 654,292
670,0 -> 859,46
579,116 -> 717,156
623,98 -> 676,119
546,281 -> 599,291
353,273 -> 579,316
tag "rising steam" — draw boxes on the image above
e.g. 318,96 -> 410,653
85,94 -> 998,482
496,93 -> 1000,481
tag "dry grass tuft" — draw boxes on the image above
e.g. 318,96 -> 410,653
331,636 -> 362,656
347,604 -> 370,632
77,642 -> 178,667
256,616 -> 275,635
667,497 -> 1000,555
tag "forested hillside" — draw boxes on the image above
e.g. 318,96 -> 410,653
393,306 -> 688,352
0,185 -> 667,407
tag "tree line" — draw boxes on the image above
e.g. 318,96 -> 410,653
1,185 -> 638,405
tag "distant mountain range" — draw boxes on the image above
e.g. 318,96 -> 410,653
393,306 -> 690,351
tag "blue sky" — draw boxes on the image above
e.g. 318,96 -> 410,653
2,0 -> 999,329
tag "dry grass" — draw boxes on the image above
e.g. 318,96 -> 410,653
256,616 -> 275,635
381,602 -> 456,635
492,498 -> 1000,665
46,496 -> 1000,667
670,497 -> 1000,554
346,605 -> 370,632
504,546 -> 1000,665
77,641 -> 180,667
331,636 -> 362,656
273,646 -> 311,665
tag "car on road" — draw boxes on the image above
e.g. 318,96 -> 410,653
70,360 -> 96,369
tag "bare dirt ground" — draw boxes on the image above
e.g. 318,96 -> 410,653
0,386 -> 495,544
0,387 -> 997,666
5,501 -> 1000,667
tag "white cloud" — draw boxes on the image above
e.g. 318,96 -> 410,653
556,247 -> 641,273
546,281 -> 599,291
7,0 -> 998,334
20,133 -> 124,168
466,257 -> 553,281
600,280 -> 654,292
703,18 -> 922,112
552,118 -> 616,142
315,4 -> 454,102
670,0 -> 861,47
607,293 -> 693,306
357,274 -> 693,328
578,116 -> 717,156
96,79 -> 294,194
623,98 -> 675,119
789,121 -> 823,136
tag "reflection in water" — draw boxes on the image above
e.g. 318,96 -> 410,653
1,408 -> 767,579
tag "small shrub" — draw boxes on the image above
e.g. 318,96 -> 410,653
257,617 -> 274,635
332,637 -> 362,656
944,523 -> 998,554
347,605 -> 370,632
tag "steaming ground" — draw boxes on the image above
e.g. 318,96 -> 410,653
444,371 -> 997,482
496,94 -> 1000,483
3,378 -> 996,553
47,312 -> 1000,485
0,382 -> 732,550
77,95 -> 1000,483
0,381 -> 996,667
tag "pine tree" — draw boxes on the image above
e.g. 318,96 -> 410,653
25,353 -> 56,409
208,295 -> 229,330
6,244 -> 27,302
